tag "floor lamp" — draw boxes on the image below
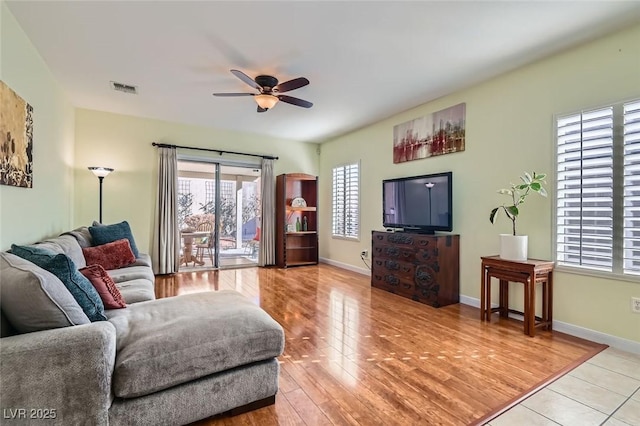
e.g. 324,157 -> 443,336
425,182 -> 435,224
88,166 -> 114,223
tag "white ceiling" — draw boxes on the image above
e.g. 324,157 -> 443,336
6,1 -> 640,143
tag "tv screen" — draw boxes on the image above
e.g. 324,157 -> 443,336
382,171 -> 452,233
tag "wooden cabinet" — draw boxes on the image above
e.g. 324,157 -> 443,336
276,173 -> 318,268
371,231 -> 459,307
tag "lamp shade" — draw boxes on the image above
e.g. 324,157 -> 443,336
88,167 -> 114,178
254,94 -> 279,109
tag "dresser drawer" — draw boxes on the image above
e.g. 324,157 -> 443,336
371,268 -> 415,297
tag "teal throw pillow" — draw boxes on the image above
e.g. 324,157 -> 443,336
89,221 -> 139,258
10,245 -> 107,322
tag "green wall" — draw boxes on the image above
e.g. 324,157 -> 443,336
0,3 -> 75,250
319,24 -> 640,343
74,109 -> 319,253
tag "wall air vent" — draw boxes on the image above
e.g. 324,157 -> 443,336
110,81 -> 138,94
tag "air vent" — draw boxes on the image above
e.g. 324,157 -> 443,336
110,81 -> 138,94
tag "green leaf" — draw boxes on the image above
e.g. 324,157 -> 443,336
534,172 -> 547,180
530,182 -> 541,191
523,172 -> 532,184
506,205 -> 519,217
489,207 -> 499,224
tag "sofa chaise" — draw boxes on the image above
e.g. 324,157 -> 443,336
0,225 -> 285,425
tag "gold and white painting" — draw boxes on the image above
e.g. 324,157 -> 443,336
1,80 -> 33,188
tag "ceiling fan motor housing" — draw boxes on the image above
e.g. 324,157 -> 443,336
255,75 -> 279,91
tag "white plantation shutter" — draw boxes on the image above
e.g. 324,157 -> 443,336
624,100 -> 640,275
556,107 -> 614,271
332,162 -> 360,238
555,98 -> 640,279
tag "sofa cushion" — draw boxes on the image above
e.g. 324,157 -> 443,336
108,265 -> 155,284
0,252 -> 90,333
10,245 -> 107,322
115,279 -> 155,304
80,264 -> 127,309
89,221 -> 139,258
107,290 -> 284,398
29,234 -> 87,269
61,226 -> 93,248
83,238 -> 136,271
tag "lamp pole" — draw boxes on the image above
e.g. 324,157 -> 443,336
425,182 -> 435,224
88,167 -> 114,223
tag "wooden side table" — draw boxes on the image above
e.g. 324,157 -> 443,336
480,255 -> 554,336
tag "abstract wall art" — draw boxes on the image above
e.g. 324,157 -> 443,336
393,103 -> 466,164
1,80 -> 33,188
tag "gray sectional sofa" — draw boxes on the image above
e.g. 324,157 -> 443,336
0,227 -> 285,425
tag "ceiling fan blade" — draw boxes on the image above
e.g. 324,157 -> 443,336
257,106 -> 268,113
274,77 -> 309,93
212,92 -> 254,97
230,69 -> 260,90
278,95 -> 313,108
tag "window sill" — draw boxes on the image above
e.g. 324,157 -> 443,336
555,264 -> 640,284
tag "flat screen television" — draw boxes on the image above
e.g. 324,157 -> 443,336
382,171 -> 453,233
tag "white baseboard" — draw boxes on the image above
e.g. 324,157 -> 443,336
319,257 -> 371,276
459,295 -> 640,354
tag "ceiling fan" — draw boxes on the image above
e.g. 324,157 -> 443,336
213,69 -> 313,113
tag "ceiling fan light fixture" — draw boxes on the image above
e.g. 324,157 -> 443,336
254,94 -> 278,109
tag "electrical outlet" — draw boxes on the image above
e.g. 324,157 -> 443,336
632,297 -> 640,314
361,249 -> 369,258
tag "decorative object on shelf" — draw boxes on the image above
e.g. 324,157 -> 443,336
392,102 -> 466,164
303,216 -> 308,231
287,223 -> 296,232
489,171 -> 547,261
295,217 -> 301,232
1,80 -> 34,188
88,166 -> 115,223
291,197 -> 307,207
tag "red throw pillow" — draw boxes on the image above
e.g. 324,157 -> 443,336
82,238 -> 136,270
79,264 -> 127,309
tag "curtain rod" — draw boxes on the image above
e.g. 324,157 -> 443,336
151,142 -> 278,160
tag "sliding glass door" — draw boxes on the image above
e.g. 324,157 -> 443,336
177,159 -> 261,271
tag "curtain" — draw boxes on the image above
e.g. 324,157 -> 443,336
151,147 -> 180,274
259,158 -> 276,266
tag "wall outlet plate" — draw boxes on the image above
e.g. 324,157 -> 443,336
632,297 -> 640,313
361,249 -> 369,258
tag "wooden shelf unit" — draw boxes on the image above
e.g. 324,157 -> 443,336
276,173 -> 319,268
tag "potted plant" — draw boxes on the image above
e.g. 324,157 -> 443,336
489,171 -> 547,261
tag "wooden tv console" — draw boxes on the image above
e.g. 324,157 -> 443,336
371,230 -> 460,308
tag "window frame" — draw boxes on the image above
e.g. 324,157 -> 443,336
331,161 -> 361,241
552,97 -> 640,284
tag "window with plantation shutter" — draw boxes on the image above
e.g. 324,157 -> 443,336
555,99 -> 640,279
332,162 -> 360,239
624,100 -> 640,276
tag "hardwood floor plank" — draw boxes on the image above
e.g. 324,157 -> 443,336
161,264 -> 606,425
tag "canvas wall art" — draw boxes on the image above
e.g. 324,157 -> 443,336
1,80 -> 34,188
393,102 -> 466,164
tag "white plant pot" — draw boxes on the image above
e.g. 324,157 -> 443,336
499,234 -> 528,261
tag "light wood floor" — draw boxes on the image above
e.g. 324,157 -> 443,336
155,264 -> 605,426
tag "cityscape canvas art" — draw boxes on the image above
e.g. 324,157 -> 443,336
1,80 -> 33,188
393,103 -> 466,164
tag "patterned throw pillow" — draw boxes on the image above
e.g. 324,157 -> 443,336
79,264 -> 127,309
10,245 -> 107,322
89,221 -> 140,258
82,238 -> 136,270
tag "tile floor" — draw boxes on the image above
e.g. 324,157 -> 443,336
487,347 -> 640,426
